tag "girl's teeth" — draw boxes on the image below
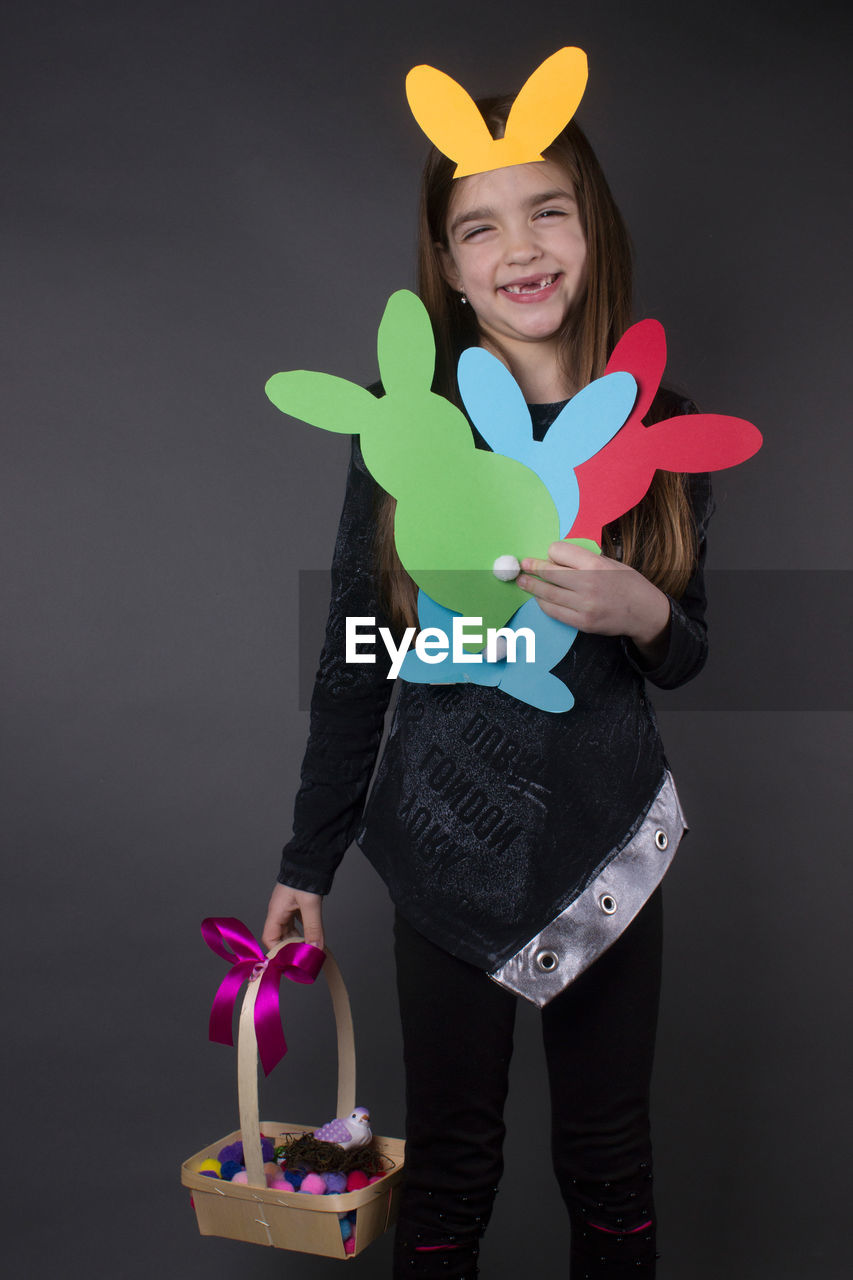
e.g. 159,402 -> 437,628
504,276 -> 555,294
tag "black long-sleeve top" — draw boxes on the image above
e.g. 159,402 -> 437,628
279,394 -> 713,971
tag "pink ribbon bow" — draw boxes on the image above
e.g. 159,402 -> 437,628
201,917 -> 325,1076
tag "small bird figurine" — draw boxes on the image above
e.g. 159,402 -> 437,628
312,1107 -> 372,1150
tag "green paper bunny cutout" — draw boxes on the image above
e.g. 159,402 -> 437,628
266,290 -> 561,637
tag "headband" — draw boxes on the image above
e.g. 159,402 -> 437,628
405,46 -> 588,178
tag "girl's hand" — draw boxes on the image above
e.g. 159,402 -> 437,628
518,541 -> 671,665
261,883 -> 325,951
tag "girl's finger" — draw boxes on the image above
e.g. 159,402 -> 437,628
519,558 -> 551,578
522,543 -> 597,574
299,898 -> 325,950
521,576 -> 583,612
261,908 -> 293,949
518,567 -> 581,594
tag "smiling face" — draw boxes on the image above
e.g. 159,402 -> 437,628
439,160 -> 587,369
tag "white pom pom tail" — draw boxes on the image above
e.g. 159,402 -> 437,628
493,554 -> 521,582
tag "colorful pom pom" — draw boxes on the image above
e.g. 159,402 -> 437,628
346,1170 -> 369,1191
344,1235 -> 356,1255
218,1141 -> 243,1164
268,1175 -> 289,1190
283,1170 -> 303,1191
325,1172 -> 347,1194
300,1172 -> 327,1195
260,1137 -> 275,1162
339,1217 -> 352,1241
196,1158 -> 222,1177
368,1174 -> 385,1183
230,1170 -> 249,1184
219,1160 -> 242,1181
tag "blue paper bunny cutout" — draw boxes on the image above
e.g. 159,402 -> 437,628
397,349 -> 637,712
398,590 -> 578,713
458,347 -> 636,536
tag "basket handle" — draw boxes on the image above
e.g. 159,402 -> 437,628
236,935 -> 356,1188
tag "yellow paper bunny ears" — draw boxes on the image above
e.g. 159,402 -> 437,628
405,47 -> 588,179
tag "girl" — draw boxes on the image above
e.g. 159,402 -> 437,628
262,90 -> 713,1279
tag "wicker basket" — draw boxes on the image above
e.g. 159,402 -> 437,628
181,936 -> 405,1258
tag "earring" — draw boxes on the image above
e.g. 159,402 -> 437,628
460,292 -> 468,305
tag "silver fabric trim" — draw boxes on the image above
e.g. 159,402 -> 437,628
489,771 -> 686,1007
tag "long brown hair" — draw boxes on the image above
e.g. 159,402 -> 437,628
376,100 -> 696,634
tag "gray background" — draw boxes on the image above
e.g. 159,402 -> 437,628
4,1 -> 851,1276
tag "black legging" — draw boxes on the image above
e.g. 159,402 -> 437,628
392,890 -> 663,1278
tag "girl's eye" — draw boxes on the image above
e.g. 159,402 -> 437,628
535,208 -> 567,221
461,225 -> 492,241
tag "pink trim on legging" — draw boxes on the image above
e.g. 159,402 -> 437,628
415,1244 -> 462,1252
589,1219 -> 653,1235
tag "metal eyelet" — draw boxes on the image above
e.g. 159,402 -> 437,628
654,829 -> 668,851
599,894 -> 617,915
535,949 -> 559,972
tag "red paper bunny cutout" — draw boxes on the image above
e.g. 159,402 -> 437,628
568,320 -> 762,545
